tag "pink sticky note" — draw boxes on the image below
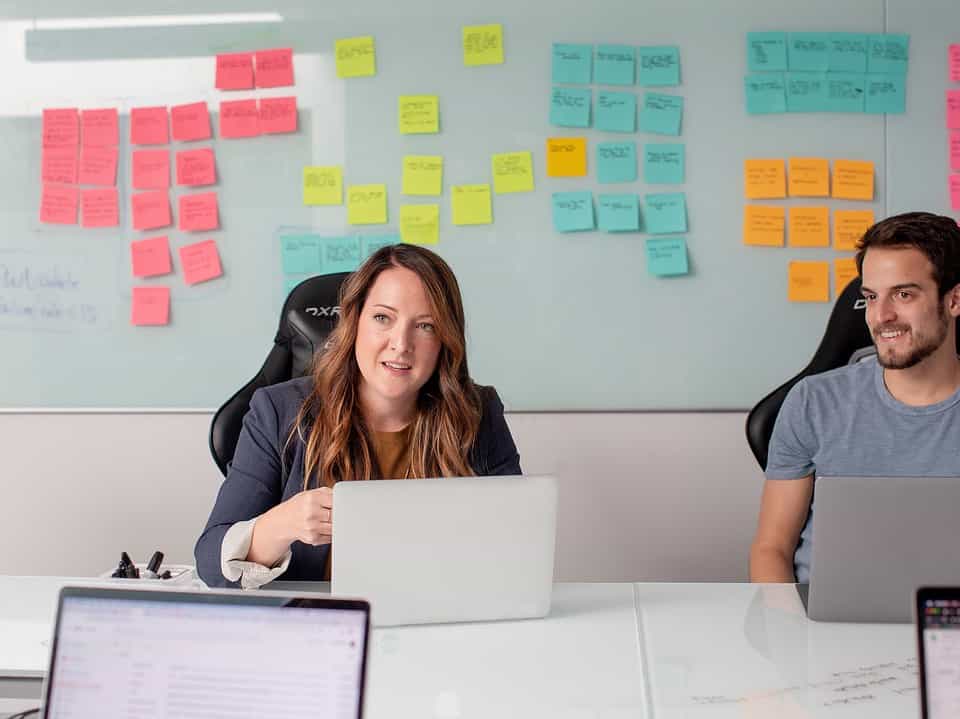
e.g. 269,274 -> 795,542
131,286 -> 170,326
179,239 -> 223,285
132,150 -> 170,190
81,188 -> 119,228
255,48 -> 294,88
171,102 -> 212,142
951,132 -> 960,172
259,96 -> 298,134
81,108 -> 118,147
951,45 -> 960,84
40,184 -> 79,225
219,100 -> 260,138
216,52 -> 254,90
131,235 -> 172,277
176,148 -> 216,186
951,175 -> 960,211
42,108 -> 79,148
130,106 -> 169,145
948,90 -> 960,130
178,192 -> 219,231
132,190 -> 172,231
41,147 -> 78,184
79,147 -> 118,186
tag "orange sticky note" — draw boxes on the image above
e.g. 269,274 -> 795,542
132,150 -> 170,190
41,147 -> 78,185
788,206 -> 830,247
787,157 -> 829,197
255,48 -> 294,88
178,192 -> 219,232
176,149 -> 216,187
171,102 -> 211,142
788,261 -> 830,303
40,185 -> 79,225
743,204 -> 785,246
42,108 -> 79,148
81,108 -> 118,148
834,257 -> 859,296
131,190 -> 171,231
832,160 -> 874,200
131,235 -> 172,277
744,159 -> 786,199
260,97 -> 298,134
79,147 -> 118,186
81,188 -> 119,228
216,52 -> 254,90
220,100 -> 260,138
130,106 -> 169,146
131,286 -> 170,326
833,209 -> 875,250
546,137 -> 587,177
179,239 -> 223,285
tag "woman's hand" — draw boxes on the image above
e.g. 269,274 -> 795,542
247,488 -> 333,566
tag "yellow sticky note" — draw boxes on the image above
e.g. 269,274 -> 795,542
788,206 -> 830,247
335,36 -> 376,78
451,184 -> 493,225
463,24 -> 504,66
546,137 -> 587,177
347,184 -> 387,225
402,156 -> 443,196
303,166 -> 342,206
399,95 -> 439,134
744,159 -> 786,199
400,204 -> 440,245
788,157 -> 829,197
743,205 -> 785,246
832,160 -> 875,200
491,151 -> 534,194
833,209 -> 875,250
788,261 -> 830,303
834,257 -> 859,296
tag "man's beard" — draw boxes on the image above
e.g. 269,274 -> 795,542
873,304 -> 951,370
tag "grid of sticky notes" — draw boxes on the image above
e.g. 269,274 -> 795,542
745,32 -> 908,115
742,157 -> 876,303
946,44 -> 960,215
280,232 -> 400,294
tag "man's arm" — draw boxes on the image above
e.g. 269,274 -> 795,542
749,476 -> 814,583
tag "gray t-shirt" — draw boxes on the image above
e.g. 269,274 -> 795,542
765,357 -> 960,582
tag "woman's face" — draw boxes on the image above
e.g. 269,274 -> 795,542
354,266 -> 442,417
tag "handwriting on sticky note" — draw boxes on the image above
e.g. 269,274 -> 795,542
463,24 -> 504,66
951,132 -> 960,172
643,144 -> 684,184
596,45 -> 635,85
402,156 -> 443,196
303,166 -> 343,205
949,91 -> 960,130
170,102 -> 211,142
597,194 -> 640,232
744,159 -> 786,199
79,147 -> 118,187
216,52 -> 254,90
788,206 -> 829,247
546,137 -> 587,177
260,97 -> 297,134
81,108 -> 118,147
596,91 -> 636,133
552,43 -> 592,84
552,192 -> 595,233
743,205 -> 785,246
832,160 -> 874,200
399,96 -> 439,134
400,204 -> 440,245
788,261 -> 830,303
646,237 -> 689,277
322,236 -> 363,273
336,36 -> 376,78
179,239 -> 223,285
645,193 -> 687,234
950,175 -> 960,211
747,32 -> 787,72
42,108 -> 79,148
81,188 -> 119,228
130,106 -> 169,145
176,149 -> 216,187
280,234 -> 323,274
178,192 -> 219,232
835,257 -> 858,295
40,185 -> 78,225
220,100 -> 260,138
131,236 -> 172,277
550,87 -> 592,128
833,209 -> 874,250
788,157 -> 829,197
255,48 -> 294,88
132,191 -> 171,231
132,150 -> 169,190
347,184 -> 388,225
491,152 -> 534,194
638,46 -> 680,87
597,141 -> 637,184
452,184 -> 492,225
42,148 -> 78,185
639,92 -> 683,134
131,286 -> 170,326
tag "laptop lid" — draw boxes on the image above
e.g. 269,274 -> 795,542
332,475 -> 558,627
41,586 -> 370,718
916,587 -> 960,719
807,477 -> 960,623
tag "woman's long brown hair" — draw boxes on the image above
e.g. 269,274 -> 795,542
289,244 -> 482,488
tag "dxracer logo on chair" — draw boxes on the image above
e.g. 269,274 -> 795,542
305,306 -> 341,317
853,299 -> 867,310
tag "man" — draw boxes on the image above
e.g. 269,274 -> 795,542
750,212 -> 960,583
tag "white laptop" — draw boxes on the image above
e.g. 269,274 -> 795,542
332,475 -> 558,626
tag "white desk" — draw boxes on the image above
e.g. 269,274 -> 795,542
0,577 -> 921,718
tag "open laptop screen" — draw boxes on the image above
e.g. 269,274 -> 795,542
918,588 -> 960,719
43,588 -> 369,719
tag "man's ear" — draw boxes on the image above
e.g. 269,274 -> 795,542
946,283 -> 960,318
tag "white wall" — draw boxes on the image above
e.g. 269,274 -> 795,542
0,412 -> 763,581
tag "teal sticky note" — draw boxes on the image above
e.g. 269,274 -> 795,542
643,143 -> 684,184
745,74 -> 786,114
552,43 -> 592,84
596,91 -> 636,132
786,73 -> 828,112
597,194 -> 640,232
644,193 -> 687,234
362,233 -> 400,258
552,192 -> 595,232
639,92 -> 683,135
868,34 -> 909,75
550,87 -> 592,128
646,237 -> 689,277
322,236 -> 362,273
280,235 -> 323,274
829,33 -> 867,73
638,46 -> 680,87
826,73 -> 865,112
595,44 -> 635,85
747,32 -> 787,72
788,33 -> 830,72
865,74 -> 906,114
597,142 -> 637,184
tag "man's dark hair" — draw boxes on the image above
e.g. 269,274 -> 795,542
856,212 -> 960,296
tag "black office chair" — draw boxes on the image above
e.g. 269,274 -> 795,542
209,273 -> 350,476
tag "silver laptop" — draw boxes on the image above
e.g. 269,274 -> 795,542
916,586 -> 960,719
806,477 -> 960,623
332,475 -> 558,626
41,586 -> 370,718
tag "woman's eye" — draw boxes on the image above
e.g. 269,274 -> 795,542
418,322 -> 435,333
373,314 -> 389,323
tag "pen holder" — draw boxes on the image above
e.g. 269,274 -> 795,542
99,563 -> 196,585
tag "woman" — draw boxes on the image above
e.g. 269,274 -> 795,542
195,244 -> 522,587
